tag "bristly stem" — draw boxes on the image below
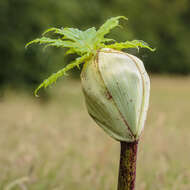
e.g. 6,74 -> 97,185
117,141 -> 139,190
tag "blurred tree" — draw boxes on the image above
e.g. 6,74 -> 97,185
117,0 -> 190,74
0,0 -> 67,91
0,0 -> 189,92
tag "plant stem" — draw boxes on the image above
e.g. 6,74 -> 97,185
117,141 -> 139,190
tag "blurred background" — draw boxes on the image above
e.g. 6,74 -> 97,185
0,0 -> 190,189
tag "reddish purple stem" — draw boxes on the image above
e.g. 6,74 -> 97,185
117,141 -> 139,190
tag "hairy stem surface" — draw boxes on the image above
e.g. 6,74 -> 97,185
117,141 -> 138,190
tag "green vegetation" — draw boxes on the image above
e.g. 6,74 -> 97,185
26,16 -> 154,96
0,0 -> 190,91
0,76 -> 190,190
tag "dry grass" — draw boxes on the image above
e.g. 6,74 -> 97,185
0,76 -> 190,190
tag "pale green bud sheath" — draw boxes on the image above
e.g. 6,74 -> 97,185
26,16 -> 155,190
81,48 -> 150,142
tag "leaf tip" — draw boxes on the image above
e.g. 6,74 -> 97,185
119,16 -> 128,20
151,48 -> 156,52
25,41 -> 31,48
42,28 -> 56,36
34,88 -> 40,97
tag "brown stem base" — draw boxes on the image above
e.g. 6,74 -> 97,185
117,141 -> 139,190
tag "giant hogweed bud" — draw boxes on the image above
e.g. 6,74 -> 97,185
81,48 -> 150,142
26,16 -> 155,190
26,16 -> 153,142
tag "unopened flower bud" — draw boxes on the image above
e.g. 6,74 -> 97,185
81,48 -> 150,142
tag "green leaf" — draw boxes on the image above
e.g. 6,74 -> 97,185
94,16 -> 127,47
25,16 -> 155,96
106,40 -> 156,51
25,37 -> 74,48
96,16 -> 127,40
34,53 -> 91,96
42,27 -> 97,55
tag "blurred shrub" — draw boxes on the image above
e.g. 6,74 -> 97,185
0,0 -> 190,92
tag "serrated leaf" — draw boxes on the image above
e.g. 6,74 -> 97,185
43,27 -> 97,54
106,40 -> 156,51
94,16 -> 127,47
28,27 -> 98,56
96,16 -> 127,39
25,37 -> 73,48
34,53 -> 91,96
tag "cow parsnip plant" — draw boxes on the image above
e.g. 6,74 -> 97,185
26,16 -> 154,96
26,16 -> 155,190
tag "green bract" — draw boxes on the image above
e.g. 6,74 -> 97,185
26,16 -> 154,142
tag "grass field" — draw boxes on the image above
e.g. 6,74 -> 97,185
0,76 -> 190,190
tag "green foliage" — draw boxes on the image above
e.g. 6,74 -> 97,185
26,16 -> 129,56
27,16 -> 154,96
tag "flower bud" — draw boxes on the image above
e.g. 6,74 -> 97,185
81,48 -> 150,142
